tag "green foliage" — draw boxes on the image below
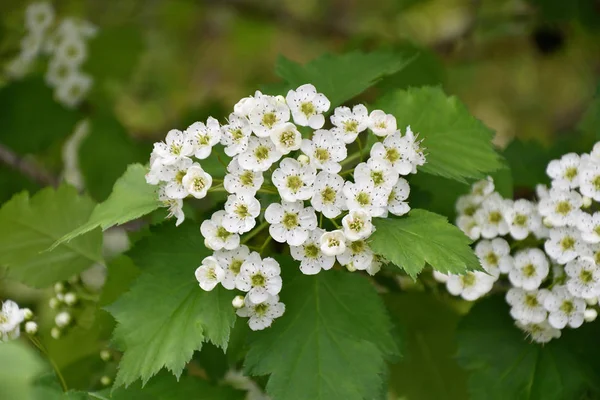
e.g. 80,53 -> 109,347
0,164 -> 39,204
0,341 -> 46,400
456,296 -> 600,400
55,164 -> 161,247
106,223 -> 236,387
0,185 -> 103,287
244,268 -> 399,400
79,115 -> 149,201
276,50 -> 414,107
370,209 -> 479,278
386,293 -> 468,400
375,86 -> 503,183
0,78 -> 81,155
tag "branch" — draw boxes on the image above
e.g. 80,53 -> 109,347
0,144 -> 59,187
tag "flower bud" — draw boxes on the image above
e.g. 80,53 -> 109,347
55,311 -> 71,328
345,263 -> 357,272
582,197 -> 593,208
542,217 -> 553,228
25,321 -> 38,335
51,327 -> 61,339
49,297 -> 60,309
56,293 -> 65,302
586,297 -> 598,306
585,308 -> 598,322
23,308 -> 33,320
64,292 -> 77,306
232,295 -> 245,309
297,154 -> 310,166
100,376 -> 112,386
100,349 -> 111,362
54,282 -> 65,294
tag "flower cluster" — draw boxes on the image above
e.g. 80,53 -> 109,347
5,2 -> 97,108
436,144 -> 600,343
0,299 -> 35,342
146,84 -> 426,330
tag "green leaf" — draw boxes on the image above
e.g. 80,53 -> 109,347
54,164 -> 161,247
0,341 -> 46,400
106,223 -> 236,387
0,185 -> 103,287
370,209 -> 479,278
456,296 -> 600,400
386,293 -> 468,400
0,78 -> 81,155
374,86 -> 503,183
244,269 -> 399,400
276,50 -> 414,107
79,114 -> 150,201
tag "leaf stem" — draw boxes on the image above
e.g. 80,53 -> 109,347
29,336 -> 68,392
242,220 -> 269,244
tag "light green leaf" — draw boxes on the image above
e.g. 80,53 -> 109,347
456,296 -> 600,400
0,185 -> 103,287
374,86 -> 503,182
54,164 -> 161,247
0,341 -> 46,400
276,50 -> 414,107
386,293 -> 468,400
244,269 -> 399,400
106,223 -> 236,387
370,209 -> 479,278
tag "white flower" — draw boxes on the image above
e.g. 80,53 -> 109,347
546,153 -> 581,189
286,84 -> 330,129
4,56 -> 32,79
386,177 -> 411,216
506,288 -> 549,324
320,230 -> 346,256
20,32 -> 44,61
538,187 -> 582,227
223,193 -> 261,234
343,181 -> 387,217
474,238 -> 512,275
54,72 -> 92,108
220,113 -> 251,157
214,245 -> 250,290
543,286 -> 586,329
185,117 -> 222,160
470,177 -> 495,204
45,58 -> 76,88
330,104 -> 369,143
249,94 -> 290,137
474,193 -> 509,239
55,311 -> 71,328
503,199 -> 542,240
290,228 -> 335,275
564,257 -> 600,299
301,130 -> 347,173
25,2 -> 55,33
195,256 -> 225,291
337,240 -> 374,271
515,321 -> 561,343
370,131 -> 412,175
272,158 -> 316,202
0,300 -> 25,342
238,136 -> 282,172
398,126 -> 426,173
544,227 -> 583,264
265,201 -> 317,246
508,248 -> 549,290
236,294 -> 285,331
25,321 -> 38,335
456,215 -> 481,240
456,194 -> 480,217
354,157 -> 399,195
236,253 -> 282,303
232,295 -> 245,309
368,110 -> 397,137
576,212 -> 600,243
579,162 -> 600,201
310,171 -> 346,218
55,36 -> 87,66
233,90 -> 262,117
151,129 -> 193,165
366,256 -> 383,276
223,158 -> 264,195
445,271 -> 496,301
270,122 -> 302,155
342,211 -> 373,241
182,164 -> 212,199
158,187 -> 185,226
162,158 -> 193,199
201,211 -> 241,251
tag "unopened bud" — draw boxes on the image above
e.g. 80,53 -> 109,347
232,295 -> 245,309
585,308 -> 598,322
297,154 -> 310,166
543,217 -> 553,228
55,311 -> 71,328
586,296 -> 598,306
100,349 -> 111,362
25,321 -> 38,335
64,292 -> 77,306
51,327 -> 61,339
49,297 -> 60,309
23,308 -> 33,320
56,293 -> 65,302
100,376 -> 112,386
583,197 -> 593,208
54,282 -> 65,294
346,263 -> 357,272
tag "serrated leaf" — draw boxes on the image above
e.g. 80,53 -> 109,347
54,164 -> 161,247
374,86 -> 503,183
386,293 -> 468,400
276,50 -> 414,107
456,296 -> 600,400
0,341 -> 46,400
0,185 -> 103,287
370,209 -> 479,278
106,223 -> 236,387
244,269 -> 399,400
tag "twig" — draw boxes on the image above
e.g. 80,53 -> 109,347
0,144 -> 58,187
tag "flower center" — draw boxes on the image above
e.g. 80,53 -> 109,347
350,240 -> 365,254
370,170 -> 385,186
560,236 -> 575,251
170,143 -> 181,155
464,205 -> 477,217
254,302 -> 269,316
461,273 -> 476,287
560,300 -> 574,314
514,214 -> 528,226
235,204 -> 250,218
192,177 -> 206,192
315,148 -> 330,162
216,226 -> 231,240
488,211 -> 502,224
300,102 -> 315,117
484,252 -> 498,266
262,113 -> 277,128
580,269 -> 594,284
230,259 -> 243,275
564,167 -> 578,181
175,170 -> 186,184
555,201 -> 572,215
349,219 -> 364,233
343,120 -> 358,133
282,212 -> 299,229
321,187 -> 336,203
254,145 -> 270,161
198,134 -> 210,146
0,314 -> 7,324
593,175 -> 600,191
356,192 -> 371,206
280,130 -> 296,147
375,121 -> 387,130
385,148 -> 399,163
231,128 -> 244,142
304,243 -> 320,259
251,273 -> 266,287
525,294 -> 539,308
522,263 -> 536,278
240,171 -> 254,187
286,175 -> 303,192
207,267 -> 217,280
327,237 -> 340,247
